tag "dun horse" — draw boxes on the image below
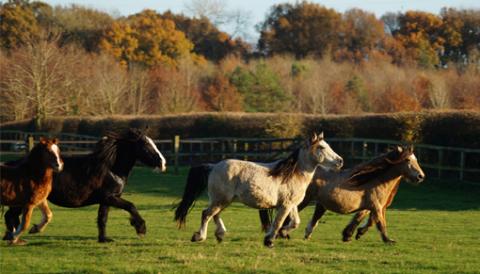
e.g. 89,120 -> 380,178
3,129 -> 166,242
174,132 -> 343,247
1,137 -> 63,245
259,146 -> 425,243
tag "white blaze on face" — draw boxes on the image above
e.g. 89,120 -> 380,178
146,136 -> 166,172
51,144 -> 63,171
409,153 -> 418,162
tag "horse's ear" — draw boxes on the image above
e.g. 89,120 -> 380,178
396,146 -> 403,153
309,132 -> 318,144
39,137 -> 47,144
318,131 -> 324,140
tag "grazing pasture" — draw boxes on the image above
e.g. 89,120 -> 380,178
1,167 -> 479,273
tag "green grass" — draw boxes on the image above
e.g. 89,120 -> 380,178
1,167 -> 479,274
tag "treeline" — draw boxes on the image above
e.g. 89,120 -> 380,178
0,0 -> 479,125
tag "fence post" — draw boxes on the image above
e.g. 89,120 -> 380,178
173,135 -> 180,175
243,142 -> 249,161
25,135 -> 34,154
437,149 -> 443,179
232,139 -> 237,158
362,141 -> 367,159
459,151 -> 465,181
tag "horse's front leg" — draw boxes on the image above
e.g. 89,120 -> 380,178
279,206 -> 301,239
304,203 -> 327,240
371,208 -> 395,244
342,209 -> 369,242
264,205 -> 292,248
10,206 -> 34,245
104,196 -> 146,238
29,200 -> 52,234
97,204 -> 113,243
2,207 -> 21,241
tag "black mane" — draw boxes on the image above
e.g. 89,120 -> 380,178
347,146 -> 413,186
269,148 -> 300,184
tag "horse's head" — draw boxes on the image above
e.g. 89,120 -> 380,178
35,137 -> 64,172
127,128 -> 167,172
304,132 -> 343,171
389,146 -> 425,185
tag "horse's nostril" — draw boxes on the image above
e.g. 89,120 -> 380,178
417,174 -> 425,180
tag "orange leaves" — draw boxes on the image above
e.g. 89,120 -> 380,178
99,10 -> 194,68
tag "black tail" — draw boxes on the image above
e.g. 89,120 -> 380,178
174,164 -> 212,228
259,209 -> 275,232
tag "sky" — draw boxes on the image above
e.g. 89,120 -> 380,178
41,0 -> 480,41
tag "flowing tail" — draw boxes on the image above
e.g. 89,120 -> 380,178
174,164 -> 213,228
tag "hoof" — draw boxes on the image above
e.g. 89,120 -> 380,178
263,237 -> 274,248
278,229 -> 290,239
9,238 -> 27,246
342,235 -> 352,242
29,224 -> 41,234
304,235 -> 311,240
215,232 -> 225,243
130,218 -> 146,236
98,237 -> 114,243
383,238 -> 396,244
137,233 -> 145,239
3,232 -> 14,241
191,232 -> 204,242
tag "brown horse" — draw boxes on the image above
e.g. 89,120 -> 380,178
259,146 -> 425,244
0,137 -> 63,245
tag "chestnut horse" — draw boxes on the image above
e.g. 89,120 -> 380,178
1,137 -> 63,245
259,146 -> 425,244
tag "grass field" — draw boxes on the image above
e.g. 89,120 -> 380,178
1,167 -> 479,274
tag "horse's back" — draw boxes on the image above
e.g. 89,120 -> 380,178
208,159 -> 280,209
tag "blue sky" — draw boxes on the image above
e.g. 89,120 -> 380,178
42,0 -> 480,41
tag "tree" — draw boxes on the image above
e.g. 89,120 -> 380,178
395,11 -> 445,68
440,8 -> 480,64
99,9 -> 195,67
201,73 -> 242,111
335,8 -> 385,63
0,0 -> 40,49
257,1 -> 341,58
229,63 -> 290,112
161,11 -> 250,62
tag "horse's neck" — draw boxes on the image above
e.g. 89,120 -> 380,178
370,167 -> 403,192
110,143 -> 136,178
24,158 -> 53,181
295,154 -> 318,182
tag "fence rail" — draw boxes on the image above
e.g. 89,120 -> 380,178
1,130 -> 479,183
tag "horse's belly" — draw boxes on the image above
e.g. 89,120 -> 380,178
318,191 -> 363,214
236,184 -> 278,209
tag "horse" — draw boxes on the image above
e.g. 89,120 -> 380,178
259,145 -> 425,244
174,132 -> 343,247
1,137 -> 63,245
3,128 -> 166,243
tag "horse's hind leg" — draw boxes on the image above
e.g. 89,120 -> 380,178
264,205 -> 292,248
2,207 -> 21,241
29,200 -> 52,234
213,214 -> 227,243
355,213 -> 374,240
304,203 -> 327,240
10,206 -> 34,245
104,196 -> 146,238
192,205 -> 222,242
342,210 -> 369,242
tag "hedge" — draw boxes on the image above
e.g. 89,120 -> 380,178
1,111 -> 479,149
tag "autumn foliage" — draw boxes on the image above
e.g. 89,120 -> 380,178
0,0 -> 479,125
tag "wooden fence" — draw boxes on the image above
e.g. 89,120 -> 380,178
1,130 -> 479,183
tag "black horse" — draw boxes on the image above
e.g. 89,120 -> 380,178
3,129 -> 166,242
